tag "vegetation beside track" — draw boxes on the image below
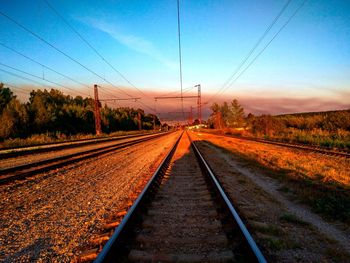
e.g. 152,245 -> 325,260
0,83 -> 161,143
206,99 -> 350,150
196,133 -> 350,223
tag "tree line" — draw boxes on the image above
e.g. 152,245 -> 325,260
0,83 -> 160,140
208,99 -> 350,148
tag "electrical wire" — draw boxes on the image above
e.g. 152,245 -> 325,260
0,43 -> 131,101
0,10 -> 135,99
0,67 -> 58,89
215,0 -> 309,99
0,42 -> 91,90
0,62 -> 91,97
42,0 -> 151,99
158,85 -> 195,97
206,0 -> 294,103
176,0 -> 184,119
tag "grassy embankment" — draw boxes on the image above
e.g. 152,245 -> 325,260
266,128 -> 350,149
273,110 -> 350,149
198,131 -> 350,223
213,127 -> 350,150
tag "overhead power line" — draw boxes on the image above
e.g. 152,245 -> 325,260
206,0 -> 304,104
0,43 -> 138,102
221,0 -> 293,91
0,62 -> 91,97
0,42 -> 91,90
137,100 -> 157,113
215,0 -> 309,99
159,85 -> 196,97
176,0 -> 184,119
0,67 -> 62,90
42,0 -> 150,99
98,86 -> 139,101
0,10 -> 135,99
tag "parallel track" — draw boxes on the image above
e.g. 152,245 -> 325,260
81,131 -> 266,262
203,132 -> 350,158
0,132 -> 160,160
0,132 -> 171,184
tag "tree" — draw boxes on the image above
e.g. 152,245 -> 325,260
209,99 -> 245,129
251,114 -> 285,137
0,86 -> 164,139
228,99 -> 245,128
0,98 -> 28,139
0,83 -> 16,114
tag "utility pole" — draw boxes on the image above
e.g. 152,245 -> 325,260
195,84 -> 201,124
138,111 -> 142,131
189,106 -> 193,124
94,84 -> 102,135
153,115 -> 156,131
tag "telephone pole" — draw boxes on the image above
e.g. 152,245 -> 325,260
138,111 -> 142,131
94,84 -> 102,135
189,106 -> 193,124
195,84 -> 201,124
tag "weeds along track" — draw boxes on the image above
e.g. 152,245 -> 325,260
77,131 -> 266,262
208,133 -> 350,158
0,132 -> 172,185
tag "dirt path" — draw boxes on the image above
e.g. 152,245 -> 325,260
191,131 -> 349,262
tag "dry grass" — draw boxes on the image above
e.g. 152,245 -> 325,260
200,132 -> 350,186
196,132 -> 350,222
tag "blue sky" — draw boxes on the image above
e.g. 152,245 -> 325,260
0,0 -> 349,116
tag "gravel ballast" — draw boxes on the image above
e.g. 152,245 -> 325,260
0,132 -> 180,262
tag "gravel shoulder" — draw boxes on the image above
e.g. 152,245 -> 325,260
190,131 -> 350,262
0,131 -> 180,262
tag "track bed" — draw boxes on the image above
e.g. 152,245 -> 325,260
92,131 -> 265,262
128,132 -> 233,262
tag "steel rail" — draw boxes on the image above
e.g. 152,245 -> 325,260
0,132 -> 172,184
94,131 -> 183,263
0,132 -> 161,159
93,130 -> 267,262
189,132 -> 267,263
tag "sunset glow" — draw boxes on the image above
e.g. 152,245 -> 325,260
1,0 -> 349,118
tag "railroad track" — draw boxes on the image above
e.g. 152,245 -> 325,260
0,132 -> 171,184
202,131 -> 350,158
0,132 -> 160,160
77,131 -> 266,262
